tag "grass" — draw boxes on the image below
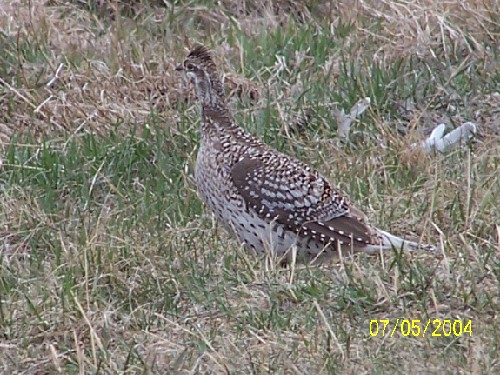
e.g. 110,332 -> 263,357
0,0 -> 499,373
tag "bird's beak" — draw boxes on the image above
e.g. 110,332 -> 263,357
175,64 -> 184,71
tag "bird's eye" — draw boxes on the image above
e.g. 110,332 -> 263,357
186,63 -> 195,70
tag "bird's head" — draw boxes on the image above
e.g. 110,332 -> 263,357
176,45 -> 225,107
176,45 -> 216,82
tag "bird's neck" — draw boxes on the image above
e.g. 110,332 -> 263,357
194,71 -> 254,142
194,71 -> 226,109
196,73 -> 237,133
201,105 -> 235,133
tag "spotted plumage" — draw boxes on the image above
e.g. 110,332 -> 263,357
176,45 -> 436,263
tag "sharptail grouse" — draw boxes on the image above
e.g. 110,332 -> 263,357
176,45 -> 436,263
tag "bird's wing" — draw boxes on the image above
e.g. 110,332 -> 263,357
230,153 -> 377,247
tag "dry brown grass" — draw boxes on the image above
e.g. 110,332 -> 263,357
0,0 -> 498,374
0,0 -> 498,139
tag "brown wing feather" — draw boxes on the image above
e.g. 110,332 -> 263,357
233,153 -> 365,231
302,214 -> 378,247
230,153 -> 381,248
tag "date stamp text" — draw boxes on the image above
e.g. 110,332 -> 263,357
369,319 -> 472,338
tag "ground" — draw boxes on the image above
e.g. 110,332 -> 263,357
0,0 -> 498,374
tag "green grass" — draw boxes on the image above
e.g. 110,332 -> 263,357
1,0 -> 499,374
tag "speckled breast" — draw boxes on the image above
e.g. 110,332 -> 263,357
194,141 -> 309,258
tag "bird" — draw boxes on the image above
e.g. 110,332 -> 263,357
176,45 -> 436,264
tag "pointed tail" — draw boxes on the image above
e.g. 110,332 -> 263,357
362,229 -> 436,253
